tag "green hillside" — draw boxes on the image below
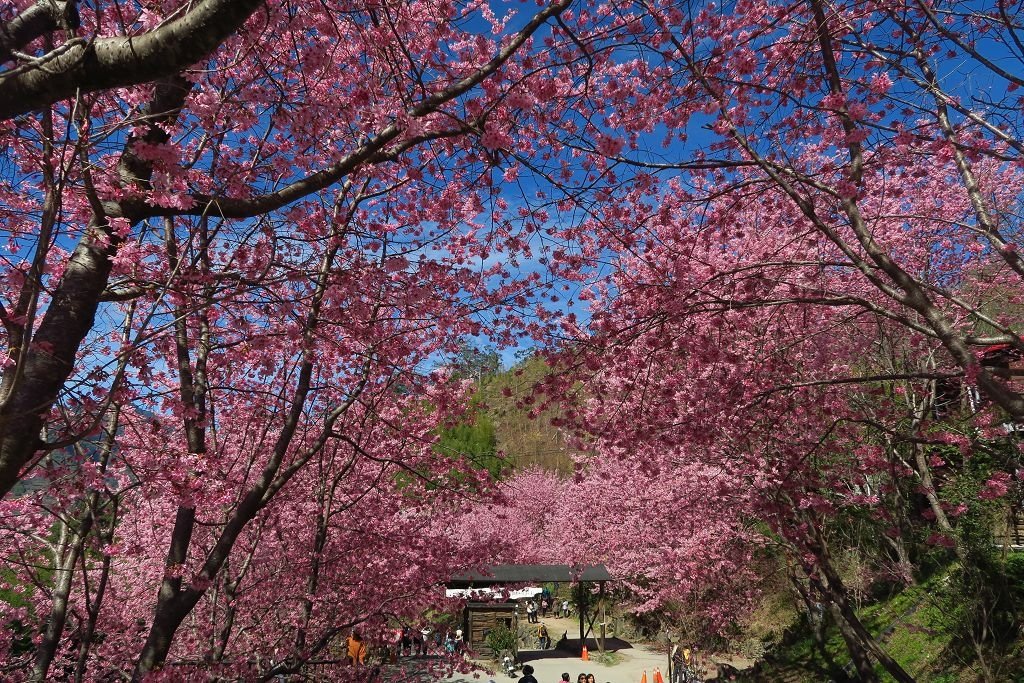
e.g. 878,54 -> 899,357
743,559 -> 1024,683
438,351 -> 575,476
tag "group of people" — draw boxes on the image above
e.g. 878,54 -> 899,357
343,624 -> 467,668
516,667 -> 605,683
670,645 -> 707,683
395,625 -> 464,658
397,626 -> 429,657
525,596 -> 571,622
444,628 -> 465,655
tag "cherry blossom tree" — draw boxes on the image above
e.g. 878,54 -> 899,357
0,0 -> 576,499
0,0 -> 595,677
4,0 -> 1024,679
461,462 -> 760,635
537,0 -> 1024,417
509,1 -> 1024,678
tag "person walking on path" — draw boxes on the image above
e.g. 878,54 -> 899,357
537,623 -> 550,650
400,627 -> 412,657
392,628 -> 403,661
541,597 -> 550,618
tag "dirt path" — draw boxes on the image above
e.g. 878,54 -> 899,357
376,616 -> 695,683
377,614 -> 752,683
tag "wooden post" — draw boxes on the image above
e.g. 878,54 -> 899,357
599,580 -> 606,654
578,583 -> 586,653
513,602 -> 519,659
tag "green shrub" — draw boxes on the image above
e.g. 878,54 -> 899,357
486,624 -> 517,656
1004,553 -> 1024,595
592,650 -> 623,666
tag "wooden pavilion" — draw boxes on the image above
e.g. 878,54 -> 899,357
447,564 -> 615,655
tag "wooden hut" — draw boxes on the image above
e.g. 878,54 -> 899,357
463,601 -> 519,655
447,564 -> 615,655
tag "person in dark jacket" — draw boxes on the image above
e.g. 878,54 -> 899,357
519,664 -> 539,683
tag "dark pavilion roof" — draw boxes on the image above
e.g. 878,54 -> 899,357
448,564 -> 614,587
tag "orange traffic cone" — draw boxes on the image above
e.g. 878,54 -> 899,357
581,644 -> 589,661
653,667 -> 665,683
640,671 -> 648,683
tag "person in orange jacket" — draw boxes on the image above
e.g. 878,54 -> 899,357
346,630 -> 367,666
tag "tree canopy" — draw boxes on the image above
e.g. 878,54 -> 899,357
1,0 -> 1023,679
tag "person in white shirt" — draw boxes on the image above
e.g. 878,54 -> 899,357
418,626 -> 431,656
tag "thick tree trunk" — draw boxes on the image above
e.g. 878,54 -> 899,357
790,569 -> 856,680
912,443 -> 967,562
882,532 -> 915,585
0,0 -> 264,120
0,232 -> 114,498
135,597 -> 194,677
0,78 -> 188,500
906,435 -> 993,680
134,222 -> 351,677
125,11 -> 573,654
133,493 -> 265,678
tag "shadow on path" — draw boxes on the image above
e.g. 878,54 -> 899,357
519,637 -> 634,663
